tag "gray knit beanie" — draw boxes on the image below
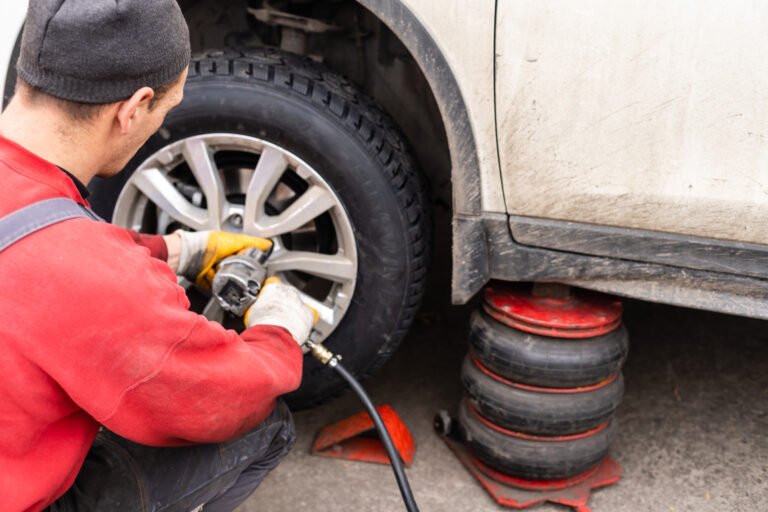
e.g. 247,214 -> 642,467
17,0 -> 191,104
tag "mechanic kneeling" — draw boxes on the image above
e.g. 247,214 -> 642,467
0,2 -> 314,511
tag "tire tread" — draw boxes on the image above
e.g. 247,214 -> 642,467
190,48 -> 432,407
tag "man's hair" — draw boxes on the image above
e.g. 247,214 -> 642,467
17,77 -> 178,123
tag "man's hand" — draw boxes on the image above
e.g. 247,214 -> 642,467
245,278 -> 317,350
168,231 -> 272,289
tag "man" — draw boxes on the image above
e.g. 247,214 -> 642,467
0,1 -> 314,511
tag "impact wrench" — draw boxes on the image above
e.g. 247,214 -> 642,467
212,248 -> 420,512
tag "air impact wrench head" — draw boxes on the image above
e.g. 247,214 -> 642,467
211,247 -> 271,316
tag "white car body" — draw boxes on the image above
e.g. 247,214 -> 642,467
3,0 -> 766,317
404,0 -> 767,243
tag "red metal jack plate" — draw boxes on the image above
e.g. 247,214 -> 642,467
442,435 -> 621,512
484,283 -> 623,339
311,404 -> 415,466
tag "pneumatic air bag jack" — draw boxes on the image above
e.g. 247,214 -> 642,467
307,343 -> 420,512
441,282 -> 627,512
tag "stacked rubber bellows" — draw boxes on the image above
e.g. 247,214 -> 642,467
458,284 -> 629,481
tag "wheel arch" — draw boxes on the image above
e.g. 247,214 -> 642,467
352,0 -> 482,215
179,0 -> 487,304
350,0 -> 488,304
179,0 -> 483,215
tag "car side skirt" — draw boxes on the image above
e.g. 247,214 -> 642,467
453,213 -> 768,321
509,216 -> 768,281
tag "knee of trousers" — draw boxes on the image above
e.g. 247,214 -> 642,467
220,399 -> 296,468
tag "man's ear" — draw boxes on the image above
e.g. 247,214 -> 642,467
115,87 -> 155,135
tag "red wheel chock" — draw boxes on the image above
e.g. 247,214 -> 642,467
311,404 -> 415,466
441,435 -> 621,512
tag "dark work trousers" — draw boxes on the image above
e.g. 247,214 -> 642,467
49,400 -> 295,512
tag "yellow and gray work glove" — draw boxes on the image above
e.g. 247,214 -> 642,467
245,278 -> 317,351
174,230 -> 272,289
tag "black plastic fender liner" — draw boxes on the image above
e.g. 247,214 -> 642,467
458,400 -> 616,481
462,354 -> 624,436
468,310 -> 629,388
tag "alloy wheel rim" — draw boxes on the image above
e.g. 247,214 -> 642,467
114,133 -> 358,343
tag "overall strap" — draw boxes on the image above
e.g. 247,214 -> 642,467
0,197 -> 101,253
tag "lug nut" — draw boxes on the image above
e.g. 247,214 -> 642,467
230,214 -> 243,228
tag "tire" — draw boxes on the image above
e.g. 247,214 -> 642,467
461,355 -> 624,436
89,49 -> 431,409
469,310 -> 629,388
458,400 -> 615,480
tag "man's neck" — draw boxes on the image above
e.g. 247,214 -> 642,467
0,98 -> 104,185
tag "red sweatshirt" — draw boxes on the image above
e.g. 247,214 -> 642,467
0,136 -> 303,511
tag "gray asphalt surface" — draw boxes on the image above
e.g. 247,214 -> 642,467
239,298 -> 768,512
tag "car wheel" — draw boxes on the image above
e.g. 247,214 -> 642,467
89,48 -> 431,409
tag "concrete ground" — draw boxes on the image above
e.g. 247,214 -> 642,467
239,298 -> 768,512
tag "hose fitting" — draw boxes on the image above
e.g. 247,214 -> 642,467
307,341 -> 341,367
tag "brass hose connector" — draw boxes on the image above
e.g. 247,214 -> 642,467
307,342 -> 341,367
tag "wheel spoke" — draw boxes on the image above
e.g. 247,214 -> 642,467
268,251 -> 356,282
254,186 -> 335,238
132,168 -> 209,230
244,147 -> 289,236
182,138 -> 226,229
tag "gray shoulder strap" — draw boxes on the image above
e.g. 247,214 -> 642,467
0,197 -> 102,253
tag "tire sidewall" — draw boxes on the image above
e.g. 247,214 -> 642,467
461,356 -> 624,435
92,70 -> 419,408
459,400 -> 615,480
469,310 -> 630,388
